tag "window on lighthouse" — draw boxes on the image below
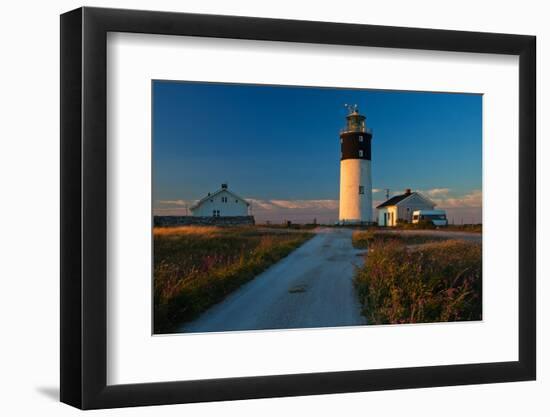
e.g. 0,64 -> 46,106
359,186 -> 365,194
359,149 -> 364,157
359,135 -> 363,142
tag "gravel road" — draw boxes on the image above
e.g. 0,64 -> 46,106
181,228 -> 366,333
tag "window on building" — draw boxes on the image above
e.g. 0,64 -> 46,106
221,196 -> 227,203
359,185 -> 364,195
359,135 -> 363,142
212,210 -> 220,217
235,199 -> 239,203
359,150 -> 364,157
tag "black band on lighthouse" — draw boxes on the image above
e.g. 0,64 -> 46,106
340,131 -> 372,161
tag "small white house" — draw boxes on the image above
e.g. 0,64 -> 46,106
376,189 -> 435,226
190,183 -> 250,217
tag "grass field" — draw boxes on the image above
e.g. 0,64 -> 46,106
352,230 -> 449,249
392,222 -> 483,233
154,226 -> 313,333
353,230 -> 482,324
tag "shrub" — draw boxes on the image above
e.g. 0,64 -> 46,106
352,230 -> 376,248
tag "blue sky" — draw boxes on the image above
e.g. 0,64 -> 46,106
153,81 -> 482,224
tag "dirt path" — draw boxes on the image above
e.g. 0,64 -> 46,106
180,228 -> 366,333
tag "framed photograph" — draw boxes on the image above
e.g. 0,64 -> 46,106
60,7 -> 536,409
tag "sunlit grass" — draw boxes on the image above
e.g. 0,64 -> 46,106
153,225 -> 313,333
353,233 -> 482,324
352,230 -> 448,249
153,225 -> 225,237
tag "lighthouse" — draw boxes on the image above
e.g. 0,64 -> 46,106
339,104 -> 373,224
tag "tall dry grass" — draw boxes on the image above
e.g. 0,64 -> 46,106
354,236 -> 482,324
352,230 -> 448,249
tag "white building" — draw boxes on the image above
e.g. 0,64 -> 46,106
190,184 -> 250,217
376,189 -> 435,226
338,105 -> 373,224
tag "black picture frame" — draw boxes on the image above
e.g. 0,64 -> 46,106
60,6 -> 536,410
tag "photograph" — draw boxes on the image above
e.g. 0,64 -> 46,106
52,4 -> 539,411
152,81 -> 483,334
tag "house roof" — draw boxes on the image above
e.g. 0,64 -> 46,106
376,191 -> 435,209
376,193 -> 413,208
190,187 -> 250,210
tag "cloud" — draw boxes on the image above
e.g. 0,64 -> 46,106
432,190 -> 482,208
157,199 -> 193,206
423,188 -> 451,197
267,199 -> 339,210
247,198 -> 339,211
246,199 -> 278,211
412,188 -> 481,208
426,189 -> 482,223
247,198 -> 339,223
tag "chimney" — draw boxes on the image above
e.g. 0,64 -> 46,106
221,183 -> 228,190
405,188 -> 412,195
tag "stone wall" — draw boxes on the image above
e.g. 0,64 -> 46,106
154,216 -> 255,227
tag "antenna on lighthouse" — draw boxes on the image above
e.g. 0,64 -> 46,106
344,103 -> 358,114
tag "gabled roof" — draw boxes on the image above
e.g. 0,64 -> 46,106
190,187 -> 250,210
376,193 -> 412,208
376,191 -> 435,209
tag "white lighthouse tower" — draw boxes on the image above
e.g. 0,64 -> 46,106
339,104 -> 373,224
